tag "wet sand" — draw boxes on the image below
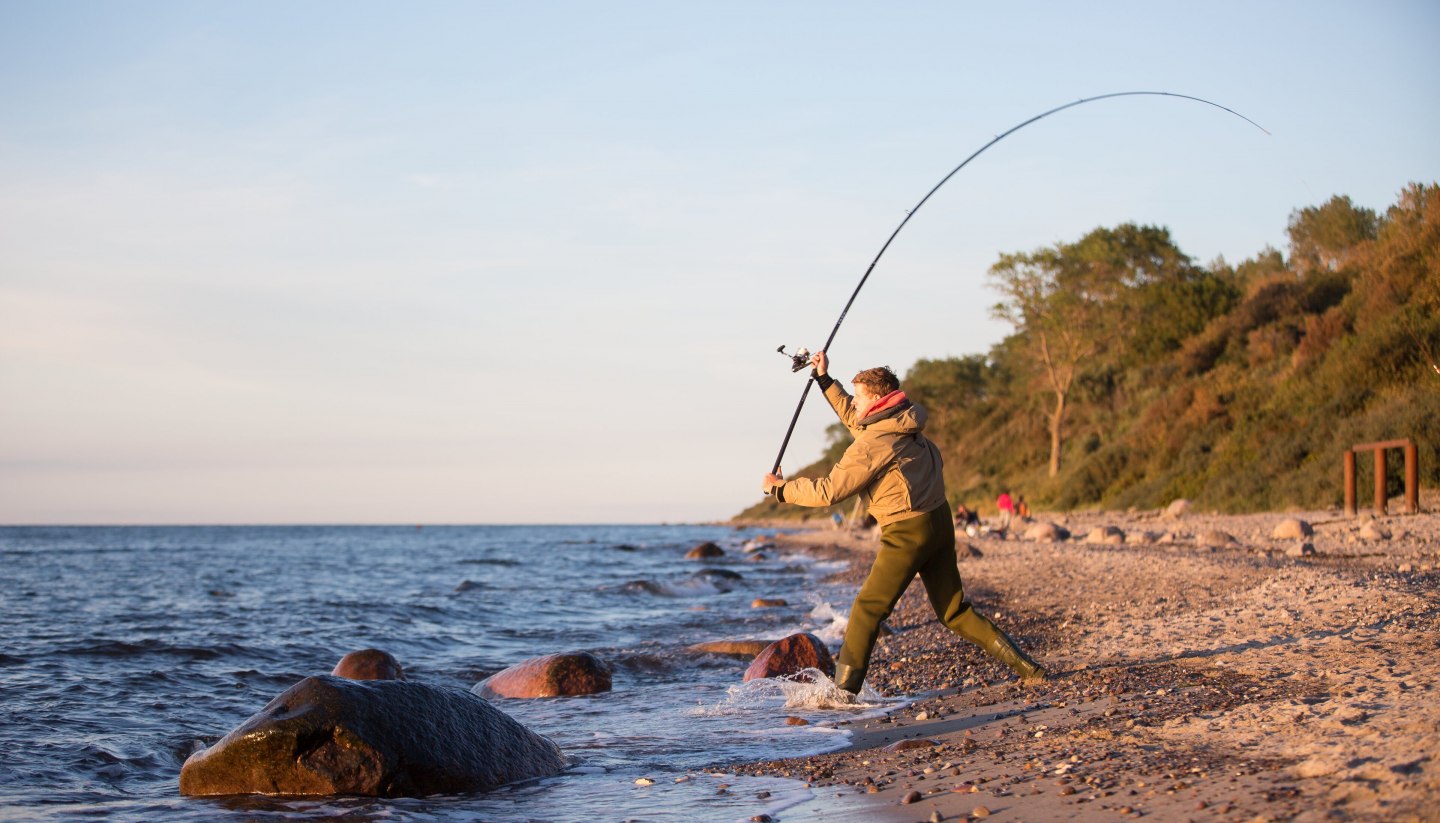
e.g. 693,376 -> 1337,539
728,502 -> 1440,822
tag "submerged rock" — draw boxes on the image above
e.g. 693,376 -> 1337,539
743,633 -> 835,682
686,640 -> 776,658
473,652 -> 612,699
332,649 -> 405,681
179,675 -> 565,797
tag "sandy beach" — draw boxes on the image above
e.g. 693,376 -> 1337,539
729,500 -> 1440,822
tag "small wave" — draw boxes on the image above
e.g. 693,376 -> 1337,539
609,651 -> 680,675
725,669 -> 887,711
615,578 -> 730,598
807,601 -> 849,644
459,558 -> 522,566
0,653 -> 27,666
56,639 -> 249,661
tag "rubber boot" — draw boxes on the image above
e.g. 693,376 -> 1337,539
979,626 -> 1047,684
833,663 -> 865,695
957,607 -> 1047,683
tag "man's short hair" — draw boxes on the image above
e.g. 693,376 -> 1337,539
852,366 -> 900,396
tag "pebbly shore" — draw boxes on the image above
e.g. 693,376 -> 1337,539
726,500 -> 1440,823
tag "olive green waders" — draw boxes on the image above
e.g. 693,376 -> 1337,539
833,502 -> 1045,694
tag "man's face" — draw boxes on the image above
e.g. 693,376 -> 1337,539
853,383 -> 878,416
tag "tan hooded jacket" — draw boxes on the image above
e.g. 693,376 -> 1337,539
776,378 -> 946,526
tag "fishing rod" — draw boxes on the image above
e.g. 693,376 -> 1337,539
769,90 -> 1269,477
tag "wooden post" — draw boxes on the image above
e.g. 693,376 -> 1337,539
1405,441 -> 1420,514
1344,450 -> 1357,516
1374,448 -> 1388,516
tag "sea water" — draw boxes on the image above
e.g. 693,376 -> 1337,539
0,525 -> 888,821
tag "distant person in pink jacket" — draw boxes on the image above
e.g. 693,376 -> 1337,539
996,492 -> 1015,533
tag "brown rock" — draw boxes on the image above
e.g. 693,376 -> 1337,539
179,675 -> 565,797
1358,521 -> 1391,541
332,649 -> 405,681
686,640 -> 777,658
751,598 -> 788,608
685,542 -> 725,559
1196,529 -> 1237,547
1024,521 -> 1071,542
473,652 -> 612,699
885,738 -> 939,752
901,789 -> 923,804
743,633 -> 835,682
785,716 -> 810,726
1272,518 -> 1314,539
1085,526 -> 1126,545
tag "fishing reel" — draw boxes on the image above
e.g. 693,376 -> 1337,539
776,345 -> 811,373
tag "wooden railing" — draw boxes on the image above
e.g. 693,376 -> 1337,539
1343,439 -> 1420,516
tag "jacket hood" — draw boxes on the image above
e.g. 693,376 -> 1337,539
859,399 -> 927,433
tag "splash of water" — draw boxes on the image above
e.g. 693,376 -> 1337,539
806,600 -> 849,644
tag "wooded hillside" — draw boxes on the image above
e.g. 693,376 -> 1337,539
738,183 -> 1439,522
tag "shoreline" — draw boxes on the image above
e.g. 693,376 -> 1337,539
724,504 -> 1440,822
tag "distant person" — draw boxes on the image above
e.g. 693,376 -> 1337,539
1017,496 -> 1031,520
954,503 -> 981,538
996,491 -> 1015,532
762,352 -> 1046,696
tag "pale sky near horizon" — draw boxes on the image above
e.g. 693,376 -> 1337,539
2,1 -> 1437,524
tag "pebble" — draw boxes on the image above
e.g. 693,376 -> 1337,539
901,790 -> 923,804
634,777 -> 655,786
785,716 -> 810,726
930,812 -> 944,823
1060,785 -> 1076,796
750,816 -> 773,823
971,806 -> 992,819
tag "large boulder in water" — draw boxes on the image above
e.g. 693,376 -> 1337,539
686,542 -> 725,559
179,675 -> 565,797
332,649 -> 405,681
743,633 -> 835,682
473,652 -> 612,699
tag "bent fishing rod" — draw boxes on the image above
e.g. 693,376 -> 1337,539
769,90 -> 1269,477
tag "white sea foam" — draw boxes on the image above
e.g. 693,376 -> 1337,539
806,600 -> 849,644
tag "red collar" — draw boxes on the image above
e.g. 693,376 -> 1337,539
860,390 -> 907,420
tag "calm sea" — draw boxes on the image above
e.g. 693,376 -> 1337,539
0,525 -> 886,822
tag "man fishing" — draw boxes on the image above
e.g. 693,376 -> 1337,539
762,351 -> 1046,696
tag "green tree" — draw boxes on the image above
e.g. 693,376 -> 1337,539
1287,195 -> 1378,275
989,224 -> 1193,476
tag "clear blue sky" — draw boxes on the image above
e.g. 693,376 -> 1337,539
1,1 -> 1436,524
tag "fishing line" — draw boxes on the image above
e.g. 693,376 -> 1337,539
769,91 -> 1270,477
